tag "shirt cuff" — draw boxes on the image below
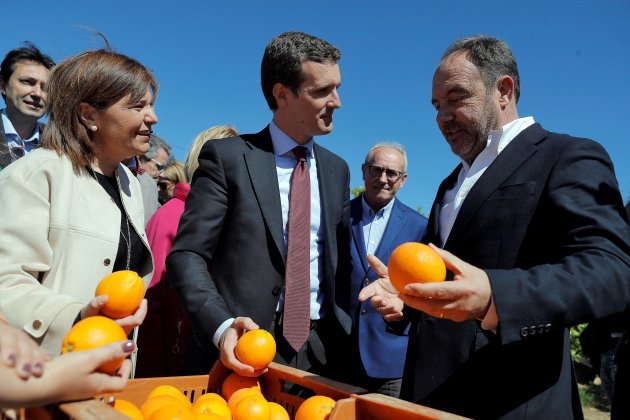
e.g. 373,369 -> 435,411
212,318 -> 235,348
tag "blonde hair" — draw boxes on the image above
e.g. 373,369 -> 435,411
161,161 -> 188,185
184,125 -> 238,179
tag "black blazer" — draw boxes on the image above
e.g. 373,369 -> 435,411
402,123 -> 630,419
167,126 -> 352,373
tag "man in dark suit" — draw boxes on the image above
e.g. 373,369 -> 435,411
346,143 -> 426,397
360,35 -> 630,418
167,32 -> 352,380
0,42 -> 54,170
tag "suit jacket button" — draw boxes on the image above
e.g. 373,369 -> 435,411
364,278 -> 370,287
32,319 -> 42,330
361,309 -> 367,316
103,258 -> 111,266
272,286 -> 281,296
529,326 -> 537,336
544,323 -> 552,333
537,325 -> 544,334
520,327 -> 529,337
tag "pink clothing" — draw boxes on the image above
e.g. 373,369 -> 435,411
146,183 -> 190,288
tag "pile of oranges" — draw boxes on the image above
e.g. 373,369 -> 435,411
111,372 -> 336,420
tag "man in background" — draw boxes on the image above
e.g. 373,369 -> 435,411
0,42 -> 54,170
137,134 -> 174,224
346,143 -> 427,396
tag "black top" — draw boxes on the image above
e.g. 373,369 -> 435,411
93,171 -> 147,272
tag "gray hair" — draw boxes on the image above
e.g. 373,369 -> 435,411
143,134 -> 174,165
441,35 -> 520,103
364,142 -> 408,173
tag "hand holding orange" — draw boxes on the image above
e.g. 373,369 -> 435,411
95,270 -> 145,319
234,329 -> 276,370
387,242 -> 446,292
60,316 -> 128,374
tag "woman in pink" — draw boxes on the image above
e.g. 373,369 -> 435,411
135,125 -> 238,377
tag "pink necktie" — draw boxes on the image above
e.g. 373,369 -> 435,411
283,146 -> 311,351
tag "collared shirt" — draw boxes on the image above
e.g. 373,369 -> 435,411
1,109 -> 41,158
439,117 -> 535,246
212,121 -> 325,347
361,194 -> 395,255
269,120 -> 324,321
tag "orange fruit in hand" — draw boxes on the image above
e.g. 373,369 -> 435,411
387,242 -> 446,292
95,270 -> 145,319
60,316 -> 127,374
147,403 -> 195,420
295,395 -> 336,420
142,395 -> 187,419
221,372 -> 261,401
268,402 -> 290,420
232,394 -> 270,420
234,329 -> 276,370
113,399 -> 143,420
148,385 -> 193,408
227,388 -> 262,413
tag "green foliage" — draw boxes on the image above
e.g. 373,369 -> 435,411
351,186 -> 365,198
571,323 -> 588,359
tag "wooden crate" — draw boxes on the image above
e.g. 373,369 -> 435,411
57,361 -> 366,419
331,393 -> 470,420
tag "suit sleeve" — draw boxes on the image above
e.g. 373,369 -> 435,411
488,139 -> 630,345
167,141 -> 233,347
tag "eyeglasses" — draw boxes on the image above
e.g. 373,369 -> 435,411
150,158 -> 165,172
366,165 -> 404,182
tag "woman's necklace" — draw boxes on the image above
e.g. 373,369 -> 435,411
88,166 -> 132,270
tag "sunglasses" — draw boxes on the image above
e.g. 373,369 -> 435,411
365,165 -> 404,182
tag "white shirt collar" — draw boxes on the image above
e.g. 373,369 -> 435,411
1,109 -> 41,143
269,120 -> 314,158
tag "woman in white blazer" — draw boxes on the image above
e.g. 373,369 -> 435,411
0,49 -> 157,360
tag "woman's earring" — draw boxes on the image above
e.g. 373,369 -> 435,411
89,125 -> 98,132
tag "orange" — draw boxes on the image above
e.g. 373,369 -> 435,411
295,395 -> 336,420
147,403 -> 195,420
268,402 -> 290,420
95,270 -> 145,319
192,398 -> 232,419
194,393 -> 227,406
227,387 -> 262,413
195,414 -> 226,420
60,316 -> 127,374
112,399 -> 143,420
234,329 -> 276,370
387,242 -> 446,292
221,372 -> 261,401
232,394 -> 270,420
142,395 -> 187,419
148,385 -> 193,408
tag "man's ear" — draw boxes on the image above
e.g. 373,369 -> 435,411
497,76 -> 515,109
272,83 -> 291,109
0,79 -> 6,96
78,102 -> 97,127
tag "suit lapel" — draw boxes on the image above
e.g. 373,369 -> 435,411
351,196 -> 369,272
446,124 -> 544,248
374,199 -> 406,262
243,128 -> 286,261
426,165 -> 461,246
315,143 -> 343,271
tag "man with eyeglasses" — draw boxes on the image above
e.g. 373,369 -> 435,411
136,134 -> 174,224
0,42 -> 54,171
345,143 -> 427,397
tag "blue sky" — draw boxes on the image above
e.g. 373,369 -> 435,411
3,1 -> 629,213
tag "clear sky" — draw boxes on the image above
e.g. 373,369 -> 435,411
2,0 -> 629,213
